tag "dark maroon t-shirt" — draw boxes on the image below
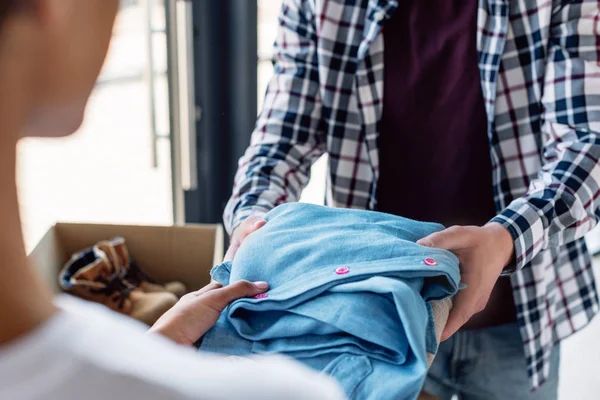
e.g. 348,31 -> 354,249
376,0 -> 516,328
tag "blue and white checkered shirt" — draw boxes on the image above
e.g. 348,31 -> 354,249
224,0 -> 600,388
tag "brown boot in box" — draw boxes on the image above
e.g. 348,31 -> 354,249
96,237 -> 187,298
59,246 -> 178,326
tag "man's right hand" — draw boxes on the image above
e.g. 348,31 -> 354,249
223,216 -> 266,262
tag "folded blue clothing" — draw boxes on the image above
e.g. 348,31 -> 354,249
200,203 -> 461,400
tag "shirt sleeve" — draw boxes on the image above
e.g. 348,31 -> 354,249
491,0 -> 600,271
223,0 -> 326,234
51,296 -> 346,400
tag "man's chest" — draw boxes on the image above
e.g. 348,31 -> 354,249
312,0 -> 552,115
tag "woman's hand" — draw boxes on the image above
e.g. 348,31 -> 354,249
149,280 -> 269,346
417,222 -> 514,341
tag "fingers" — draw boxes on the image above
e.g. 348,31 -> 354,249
238,216 -> 267,241
191,282 -> 223,297
223,242 -> 240,262
440,290 -> 474,341
440,285 -> 488,341
223,216 -> 266,262
417,226 -> 472,251
202,280 -> 270,312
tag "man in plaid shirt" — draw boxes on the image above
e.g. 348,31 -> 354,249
223,0 -> 600,397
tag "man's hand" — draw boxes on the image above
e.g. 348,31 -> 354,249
149,280 -> 269,345
224,216 -> 267,262
417,222 -> 514,341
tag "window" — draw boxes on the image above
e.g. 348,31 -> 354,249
18,0 -> 173,250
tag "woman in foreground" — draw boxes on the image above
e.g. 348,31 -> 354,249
0,1 -> 343,399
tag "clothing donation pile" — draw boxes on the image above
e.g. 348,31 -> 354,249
200,203 -> 461,400
59,237 -> 186,325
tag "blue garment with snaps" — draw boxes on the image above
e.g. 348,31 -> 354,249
200,203 -> 461,400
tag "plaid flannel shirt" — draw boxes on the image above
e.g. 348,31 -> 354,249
224,0 -> 600,388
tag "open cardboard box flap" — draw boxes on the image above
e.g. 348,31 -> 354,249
29,222 -> 224,293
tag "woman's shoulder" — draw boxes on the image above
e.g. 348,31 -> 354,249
0,295 -> 344,400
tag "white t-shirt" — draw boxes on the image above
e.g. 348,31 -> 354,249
0,295 -> 345,400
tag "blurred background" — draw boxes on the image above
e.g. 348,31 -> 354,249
15,1 -> 599,398
17,0 -> 326,253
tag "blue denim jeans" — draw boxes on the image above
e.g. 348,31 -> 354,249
200,203 -> 461,400
423,323 -> 560,400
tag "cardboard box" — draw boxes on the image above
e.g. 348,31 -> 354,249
29,222 -> 224,293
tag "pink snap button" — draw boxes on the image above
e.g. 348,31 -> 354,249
254,293 -> 268,299
335,267 -> 350,275
424,258 -> 437,266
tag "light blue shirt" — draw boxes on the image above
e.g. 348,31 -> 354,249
201,203 -> 460,400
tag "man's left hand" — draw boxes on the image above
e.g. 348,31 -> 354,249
417,222 -> 514,341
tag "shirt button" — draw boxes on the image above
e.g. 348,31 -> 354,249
424,258 -> 437,266
254,293 -> 268,299
335,267 -> 350,275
